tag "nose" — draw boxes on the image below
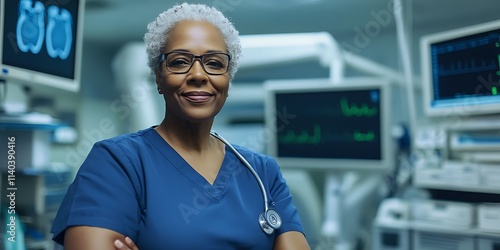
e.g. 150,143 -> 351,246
187,60 -> 208,84
190,59 -> 205,73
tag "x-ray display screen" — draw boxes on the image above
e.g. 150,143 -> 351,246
2,0 -> 80,79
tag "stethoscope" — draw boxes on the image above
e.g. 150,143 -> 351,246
210,131 -> 282,235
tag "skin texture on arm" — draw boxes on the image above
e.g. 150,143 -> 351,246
64,226 -> 129,250
114,231 -> 311,250
273,231 -> 311,250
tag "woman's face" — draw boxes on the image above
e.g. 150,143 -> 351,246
156,20 -> 230,124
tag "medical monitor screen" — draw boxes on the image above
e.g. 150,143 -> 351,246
276,89 -> 382,160
0,0 -> 83,92
421,20 -> 500,117
265,78 -> 392,171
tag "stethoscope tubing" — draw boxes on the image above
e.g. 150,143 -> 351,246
210,131 -> 270,212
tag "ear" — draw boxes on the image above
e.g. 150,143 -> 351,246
155,70 -> 162,86
155,70 -> 164,94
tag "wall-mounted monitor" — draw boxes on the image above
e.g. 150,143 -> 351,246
420,19 -> 500,118
264,78 -> 393,171
0,0 -> 85,92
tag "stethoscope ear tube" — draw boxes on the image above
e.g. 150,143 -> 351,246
210,131 -> 282,235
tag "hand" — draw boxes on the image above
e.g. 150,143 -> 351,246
114,237 -> 139,250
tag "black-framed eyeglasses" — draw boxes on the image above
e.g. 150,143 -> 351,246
159,51 -> 231,75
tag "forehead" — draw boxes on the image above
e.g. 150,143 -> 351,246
164,20 -> 227,53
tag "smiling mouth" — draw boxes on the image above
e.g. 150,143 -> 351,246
182,91 -> 214,102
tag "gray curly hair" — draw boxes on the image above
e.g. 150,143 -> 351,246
144,3 -> 241,79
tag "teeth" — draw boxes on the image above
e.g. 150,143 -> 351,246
46,5 -> 73,60
16,0 -> 46,54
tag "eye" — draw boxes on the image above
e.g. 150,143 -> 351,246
204,59 -> 224,69
168,57 -> 191,67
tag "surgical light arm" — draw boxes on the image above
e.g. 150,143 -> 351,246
238,31 -> 405,85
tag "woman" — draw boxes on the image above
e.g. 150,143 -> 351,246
51,3 -> 310,249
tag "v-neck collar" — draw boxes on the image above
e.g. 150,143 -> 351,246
144,127 -> 236,200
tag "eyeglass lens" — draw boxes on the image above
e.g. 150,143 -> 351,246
165,52 -> 229,74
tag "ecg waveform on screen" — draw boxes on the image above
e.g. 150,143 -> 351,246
278,125 -> 376,145
340,98 -> 378,117
438,58 -> 499,77
353,130 -> 375,142
279,125 -> 321,145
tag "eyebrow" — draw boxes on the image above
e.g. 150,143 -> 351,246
167,49 -> 227,54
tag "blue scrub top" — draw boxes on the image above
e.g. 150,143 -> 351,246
51,127 -> 305,249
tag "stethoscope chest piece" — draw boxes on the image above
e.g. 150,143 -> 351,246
265,208 -> 282,229
259,208 -> 282,235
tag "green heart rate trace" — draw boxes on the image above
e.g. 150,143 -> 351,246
279,125 -> 376,145
340,97 -> 378,117
353,130 -> 375,142
279,124 -> 321,145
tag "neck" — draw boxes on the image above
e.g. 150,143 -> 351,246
155,117 -> 217,153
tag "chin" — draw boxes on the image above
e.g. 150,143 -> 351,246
183,112 -> 218,123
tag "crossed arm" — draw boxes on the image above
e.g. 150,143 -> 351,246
64,226 -> 311,250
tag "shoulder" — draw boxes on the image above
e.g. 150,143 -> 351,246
80,127 -> 159,169
232,144 -> 275,162
93,127 -> 156,152
230,144 -> 280,173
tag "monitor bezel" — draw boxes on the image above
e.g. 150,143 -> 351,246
420,19 -> 500,118
0,0 -> 85,93
264,77 -> 393,171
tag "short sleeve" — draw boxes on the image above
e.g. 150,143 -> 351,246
51,140 -> 143,245
265,157 -> 305,237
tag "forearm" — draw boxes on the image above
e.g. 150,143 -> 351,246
273,231 -> 311,250
64,226 -> 127,250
